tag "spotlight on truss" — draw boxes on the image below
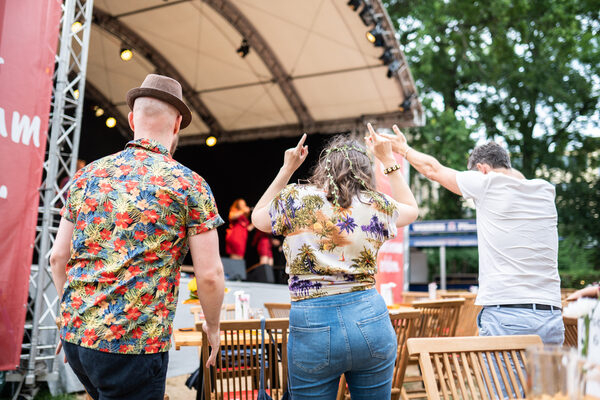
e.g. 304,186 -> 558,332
379,47 -> 394,66
386,60 -> 401,78
237,39 -> 250,58
347,0 -> 362,12
366,24 -> 385,47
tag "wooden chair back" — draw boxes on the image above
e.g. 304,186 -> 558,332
411,298 -> 465,338
407,335 -> 542,400
336,309 -> 422,400
201,318 -> 289,400
563,316 -> 578,347
264,302 -> 291,318
440,292 -> 481,336
401,291 -> 431,303
192,304 -> 236,331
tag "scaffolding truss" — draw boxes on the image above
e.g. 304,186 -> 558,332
9,0 -> 93,396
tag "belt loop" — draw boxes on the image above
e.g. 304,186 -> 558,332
533,304 -> 537,311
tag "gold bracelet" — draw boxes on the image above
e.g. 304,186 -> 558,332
383,164 -> 401,175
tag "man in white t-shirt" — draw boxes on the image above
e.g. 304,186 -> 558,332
382,125 -> 564,344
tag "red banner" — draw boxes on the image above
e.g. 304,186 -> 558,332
0,0 -> 62,370
374,154 -> 407,304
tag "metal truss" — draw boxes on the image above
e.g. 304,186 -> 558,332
8,0 -> 94,396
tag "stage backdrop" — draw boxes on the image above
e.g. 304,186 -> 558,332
0,0 -> 62,370
374,153 -> 408,304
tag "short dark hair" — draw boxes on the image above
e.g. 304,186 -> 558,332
467,142 -> 511,170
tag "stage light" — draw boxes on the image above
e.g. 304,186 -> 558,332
398,97 -> 412,112
379,47 -> 394,66
236,39 -> 250,58
120,47 -> 133,61
359,5 -> 375,26
366,25 -> 385,47
347,0 -> 362,11
386,60 -> 400,78
206,136 -> 217,147
73,89 -> 80,99
106,117 -> 117,128
71,21 -> 82,33
93,106 -> 104,117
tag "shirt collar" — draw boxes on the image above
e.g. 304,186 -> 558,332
125,138 -> 170,157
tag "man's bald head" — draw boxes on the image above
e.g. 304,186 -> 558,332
129,97 -> 182,155
132,97 -> 180,131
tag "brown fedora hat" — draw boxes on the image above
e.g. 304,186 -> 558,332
126,74 -> 192,129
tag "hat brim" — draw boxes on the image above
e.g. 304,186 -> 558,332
126,87 -> 192,129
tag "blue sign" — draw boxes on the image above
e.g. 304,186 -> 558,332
410,235 -> 478,247
410,219 -> 477,235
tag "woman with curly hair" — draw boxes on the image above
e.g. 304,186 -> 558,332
252,124 -> 418,400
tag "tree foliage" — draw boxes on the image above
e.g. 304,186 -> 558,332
385,0 -> 600,264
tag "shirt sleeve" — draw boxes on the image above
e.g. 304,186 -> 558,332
456,171 -> 489,201
269,184 -> 298,236
60,169 -> 86,222
186,174 -> 224,236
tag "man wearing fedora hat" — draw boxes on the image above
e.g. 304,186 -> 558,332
50,74 -> 225,399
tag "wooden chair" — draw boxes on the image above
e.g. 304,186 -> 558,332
440,292 -> 481,336
336,309 -> 422,400
401,291 -> 431,303
264,302 -> 291,318
402,298 -> 465,399
563,316 -> 578,347
201,318 -> 289,400
192,304 -> 236,330
411,298 -> 465,338
407,335 -> 542,400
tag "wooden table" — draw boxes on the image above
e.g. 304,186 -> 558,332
173,327 -> 282,350
173,328 -> 202,350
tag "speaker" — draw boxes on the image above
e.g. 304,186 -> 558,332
221,257 -> 246,281
246,264 -> 275,283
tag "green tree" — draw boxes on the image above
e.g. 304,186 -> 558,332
385,0 -> 600,267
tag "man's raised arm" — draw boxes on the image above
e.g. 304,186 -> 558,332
380,125 -> 463,196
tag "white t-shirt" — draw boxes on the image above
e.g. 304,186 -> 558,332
456,171 -> 561,307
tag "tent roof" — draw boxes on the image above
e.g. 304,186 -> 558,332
88,0 -> 424,144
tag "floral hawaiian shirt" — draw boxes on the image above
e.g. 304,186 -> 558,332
59,138 -> 223,354
269,184 -> 399,301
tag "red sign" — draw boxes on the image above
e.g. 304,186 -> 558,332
374,154 -> 407,304
0,0 -> 62,370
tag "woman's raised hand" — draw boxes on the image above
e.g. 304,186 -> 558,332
377,124 -> 409,156
283,133 -> 309,173
365,123 -> 395,164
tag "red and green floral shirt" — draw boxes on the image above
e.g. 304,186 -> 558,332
59,138 -> 223,354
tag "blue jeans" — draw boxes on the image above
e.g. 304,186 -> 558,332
288,289 -> 396,400
478,306 -> 564,344
477,306 -> 565,399
62,341 -> 169,400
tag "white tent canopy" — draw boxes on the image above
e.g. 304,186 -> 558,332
87,0 -> 424,144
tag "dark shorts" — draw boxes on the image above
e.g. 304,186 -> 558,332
62,341 -> 169,400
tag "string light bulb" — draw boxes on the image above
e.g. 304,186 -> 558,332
93,106 -> 104,117
71,21 -> 82,33
206,136 -> 217,147
106,117 -> 116,128
120,47 -> 133,61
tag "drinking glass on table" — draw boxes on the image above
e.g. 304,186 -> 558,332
526,345 -> 586,400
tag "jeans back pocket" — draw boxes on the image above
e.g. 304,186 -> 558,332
290,326 -> 330,374
356,311 -> 396,360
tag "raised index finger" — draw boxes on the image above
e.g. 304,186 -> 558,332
367,122 -> 377,137
296,133 -> 307,149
